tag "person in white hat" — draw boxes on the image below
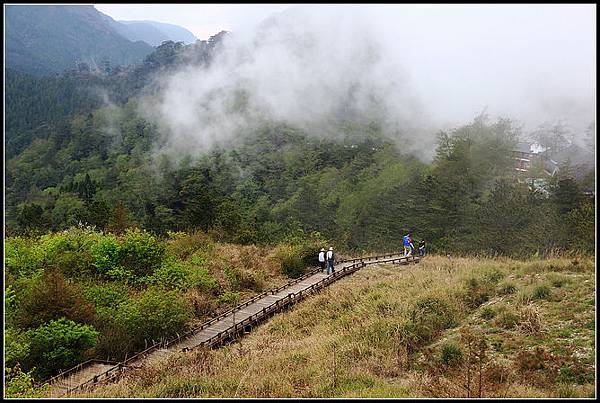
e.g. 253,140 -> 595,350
326,247 -> 335,274
318,248 -> 326,272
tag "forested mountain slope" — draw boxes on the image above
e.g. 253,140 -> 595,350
4,25 -> 594,257
5,33 -> 226,159
5,5 -> 153,75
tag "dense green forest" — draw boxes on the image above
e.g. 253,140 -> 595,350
6,69 -> 594,256
3,35 -> 595,392
6,104 -> 594,255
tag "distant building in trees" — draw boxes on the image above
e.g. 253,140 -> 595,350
512,141 -> 546,173
512,139 -> 595,197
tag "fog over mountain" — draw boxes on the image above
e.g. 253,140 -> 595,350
138,5 -> 595,160
118,20 -> 197,46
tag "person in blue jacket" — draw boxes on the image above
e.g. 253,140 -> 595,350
403,233 -> 414,257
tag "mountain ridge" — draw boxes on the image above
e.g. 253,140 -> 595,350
118,20 -> 198,45
5,5 -> 154,75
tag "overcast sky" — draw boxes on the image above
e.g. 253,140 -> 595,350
95,4 -> 596,136
95,4 -> 293,40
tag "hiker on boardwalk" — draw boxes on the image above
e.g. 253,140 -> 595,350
418,239 -> 427,257
318,248 -> 326,272
403,233 -> 414,257
326,247 -> 335,274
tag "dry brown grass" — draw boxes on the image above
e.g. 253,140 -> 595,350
211,243 -> 290,290
518,304 -> 545,334
73,254 -> 595,398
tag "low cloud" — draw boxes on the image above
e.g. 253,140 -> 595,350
140,5 -> 595,161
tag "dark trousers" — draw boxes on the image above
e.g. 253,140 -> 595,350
320,261 -> 326,272
327,260 -> 335,274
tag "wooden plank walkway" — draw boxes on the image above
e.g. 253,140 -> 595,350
49,361 -> 117,396
48,252 -> 418,396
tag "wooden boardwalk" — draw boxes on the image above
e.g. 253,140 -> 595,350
49,361 -> 117,396
48,253 -> 419,396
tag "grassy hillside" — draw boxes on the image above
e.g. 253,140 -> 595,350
74,255 -> 595,398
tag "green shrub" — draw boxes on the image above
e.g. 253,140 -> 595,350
498,281 -> 518,295
145,259 -> 220,293
5,285 -> 18,325
4,236 -> 40,277
224,265 -> 241,290
271,242 -> 315,278
218,290 -> 241,306
5,327 -> 31,368
532,284 -> 551,300
90,233 -> 121,276
147,260 -> 189,290
91,231 -> 168,282
480,306 -> 496,320
23,318 -> 99,379
34,228 -> 99,278
81,282 -> 128,309
113,288 -> 192,351
189,253 -> 207,267
440,342 -> 463,366
283,230 -> 327,266
295,242 -> 322,267
108,265 -> 136,283
35,233 -> 69,263
119,229 -> 166,277
189,267 -> 221,293
4,365 -> 50,398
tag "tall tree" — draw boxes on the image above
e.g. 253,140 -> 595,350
107,201 -> 137,235
77,173 -> 96,205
